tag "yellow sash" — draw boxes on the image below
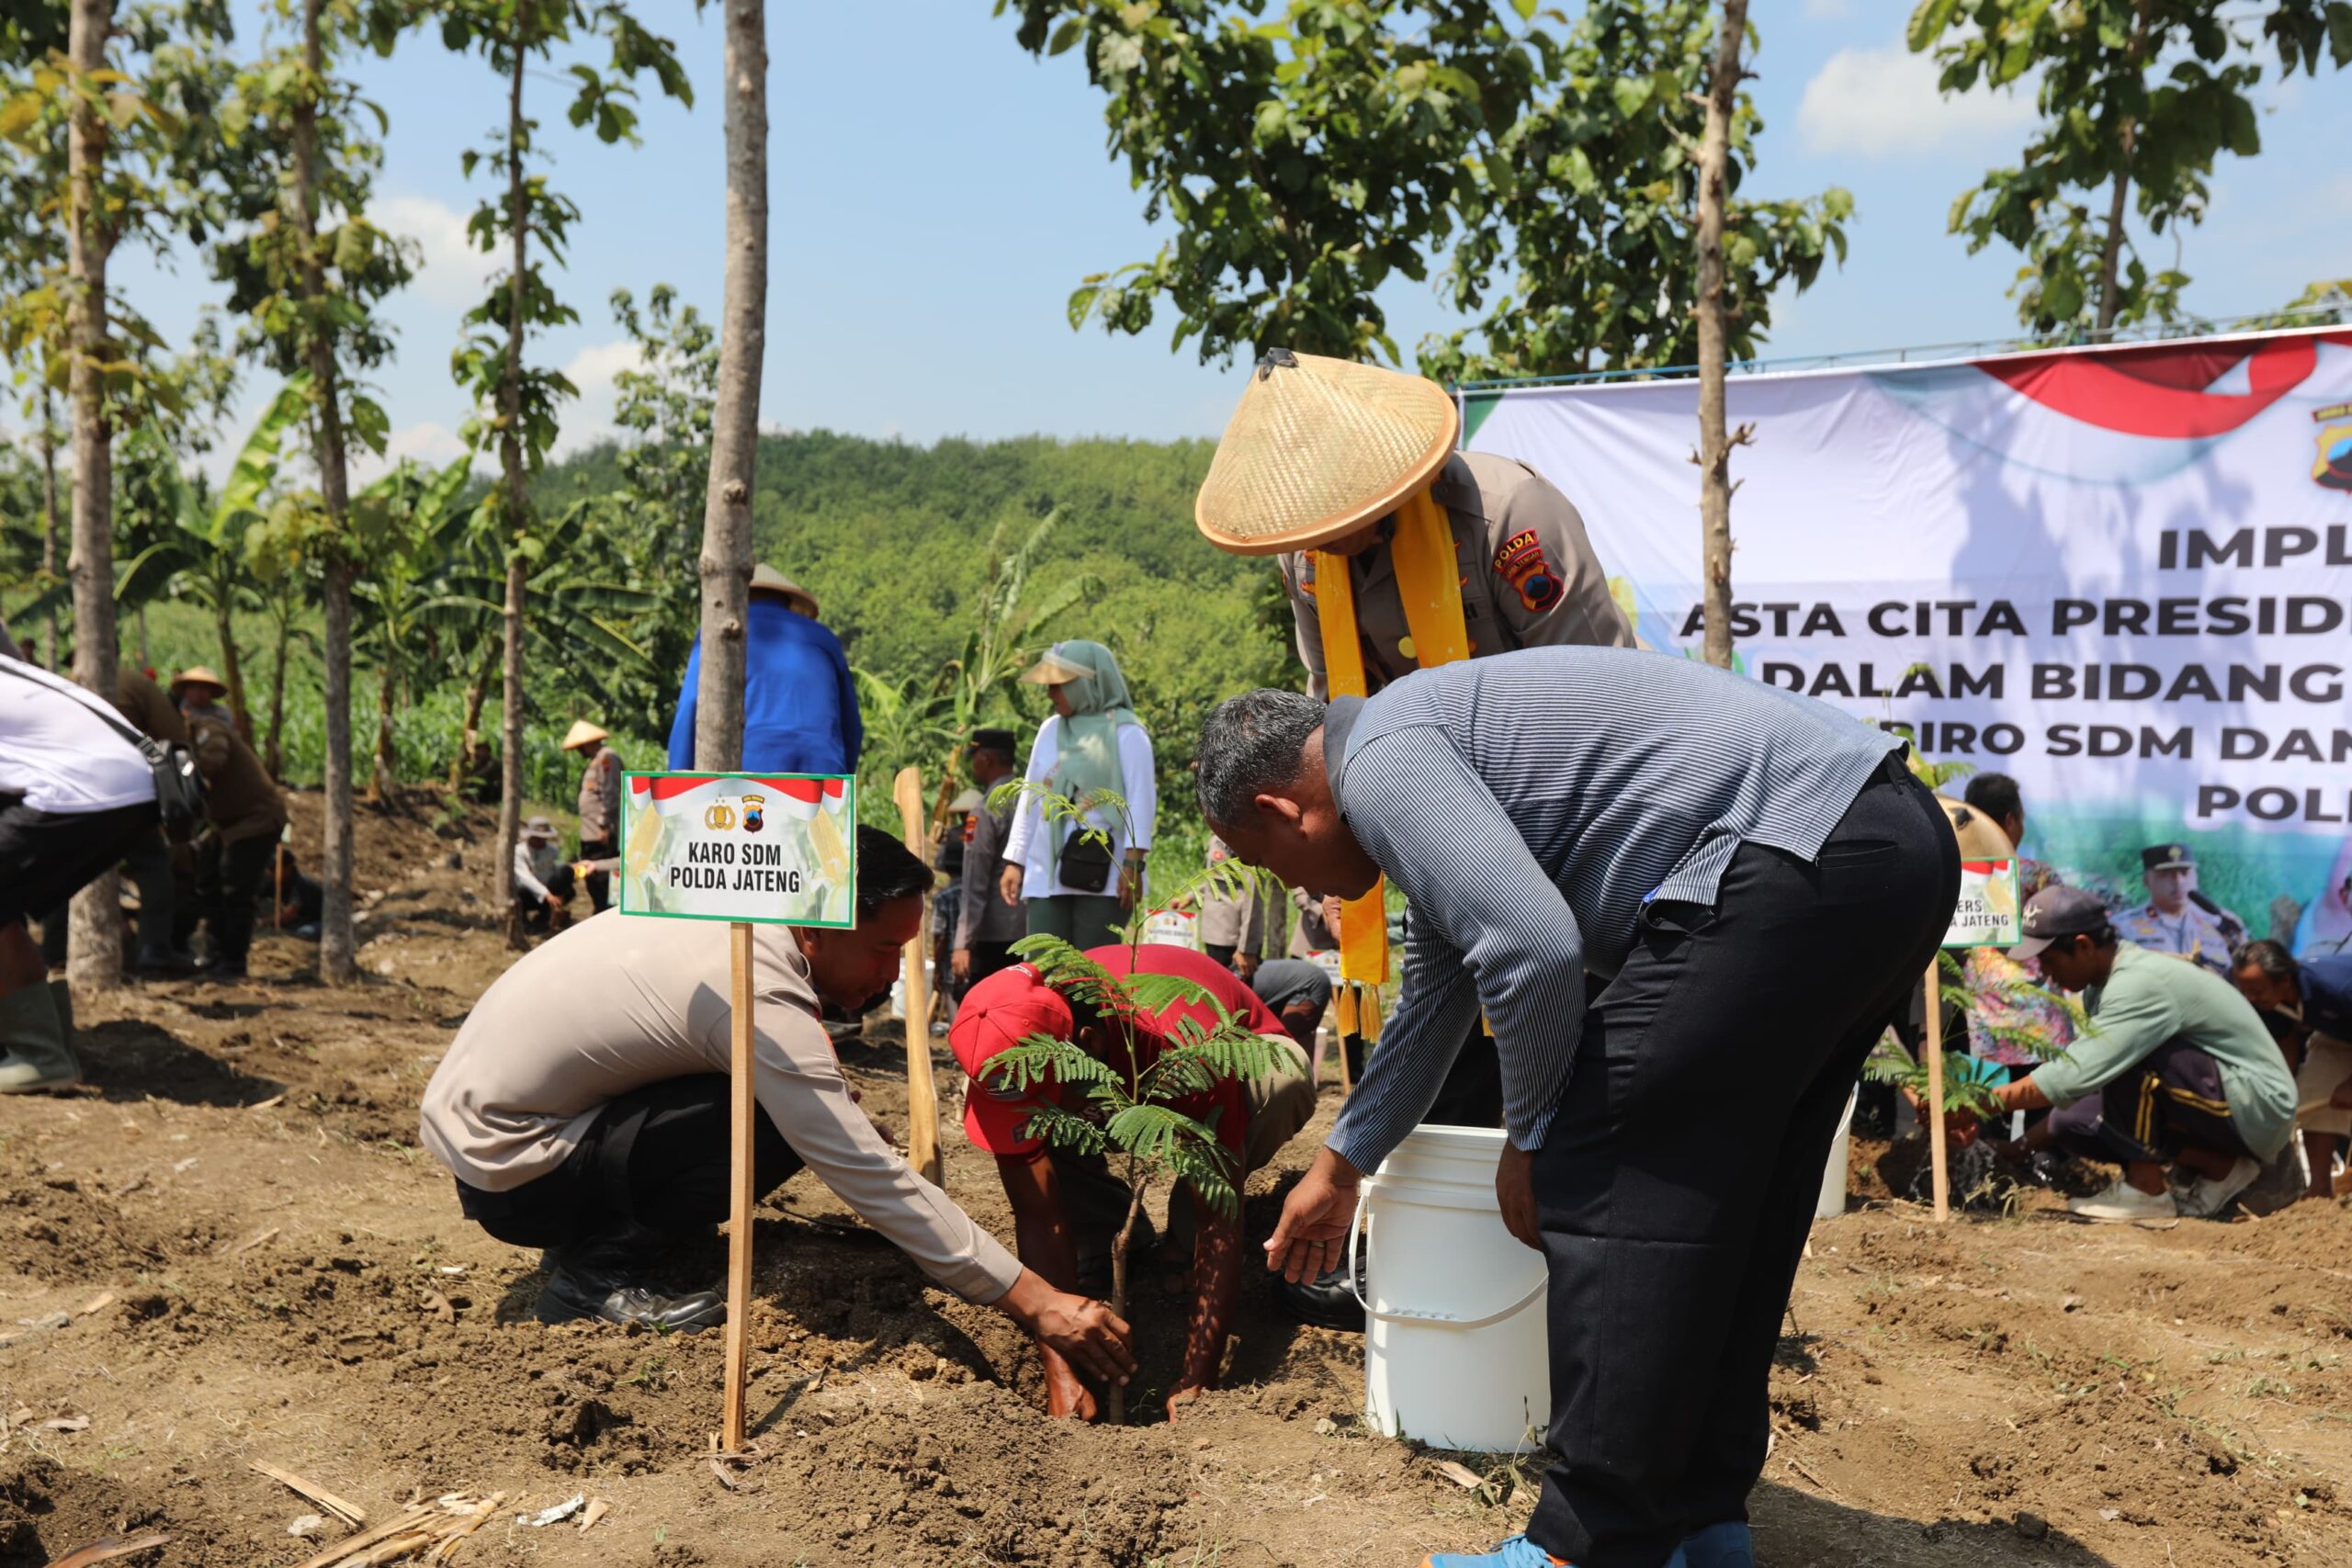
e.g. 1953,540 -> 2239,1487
1312,485 -> 1471,1007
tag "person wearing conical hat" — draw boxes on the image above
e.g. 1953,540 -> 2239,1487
561,719 -> 621,914
666,563 -> 862,776
1199,350 -> 1634,1328
1196,348 -> 1632,702
169,666 -> 233,728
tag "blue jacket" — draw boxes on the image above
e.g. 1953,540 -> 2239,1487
2301,952 -> 2352,1042
667,598 -> 863,775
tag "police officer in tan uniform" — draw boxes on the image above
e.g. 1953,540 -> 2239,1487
1195,350 -> 1634,1326
1280,448 -> 1633,697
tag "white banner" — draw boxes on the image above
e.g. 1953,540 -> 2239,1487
1465,328 -> 2352,956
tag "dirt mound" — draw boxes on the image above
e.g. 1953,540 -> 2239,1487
4,790 -> 2350,1566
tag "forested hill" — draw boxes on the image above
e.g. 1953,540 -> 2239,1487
535,428 -> 1300,786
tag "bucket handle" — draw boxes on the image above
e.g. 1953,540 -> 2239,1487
1345,1187 -> 1548,1329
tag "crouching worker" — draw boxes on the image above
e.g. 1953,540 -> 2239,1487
949,944 -> 1315,1422
1983,887 -> 2296,1223
419,825 -> 1136,1394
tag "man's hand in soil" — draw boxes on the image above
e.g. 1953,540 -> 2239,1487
997,1269 -> 1135,1388
1266,1146 -> 1363,1283
1170,1192 -> 1244,1421
1040,1347 -> 1100,1421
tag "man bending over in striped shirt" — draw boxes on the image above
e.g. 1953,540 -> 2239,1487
1196,648 -> 1961,1568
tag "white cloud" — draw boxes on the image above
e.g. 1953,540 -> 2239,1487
377,193 -> 495,310
552,340 -> 648,457
352,420 -> 471,487
1796,43 -> 2036,158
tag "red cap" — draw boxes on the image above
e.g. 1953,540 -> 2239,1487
948,963 -> 1073,1154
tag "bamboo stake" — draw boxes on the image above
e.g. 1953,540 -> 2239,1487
892,767 -> 944,1187
722,919 -> 756,1451
1924,957 -> 1949,1223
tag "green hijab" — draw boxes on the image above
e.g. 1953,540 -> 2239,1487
1046,640 -> 1140,861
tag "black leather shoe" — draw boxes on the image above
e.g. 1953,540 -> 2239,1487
535,1240 -> 726,1332
1278,1258 -> 1367,1333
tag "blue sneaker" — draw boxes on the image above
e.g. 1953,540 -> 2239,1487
1421,1538 -> 1568,1568
1665,1522 -> 1754,1568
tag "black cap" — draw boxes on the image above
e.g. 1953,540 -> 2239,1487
2141,842 -> 2195,872
2009,886 -> 2109,961
971,728 -> 1017,754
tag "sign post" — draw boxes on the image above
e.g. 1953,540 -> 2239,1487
616,770 -> 856,1450
891,767 -> 944,1189
1926,857 -> 2024,1223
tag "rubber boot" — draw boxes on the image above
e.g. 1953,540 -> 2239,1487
0,981 -> 80,1092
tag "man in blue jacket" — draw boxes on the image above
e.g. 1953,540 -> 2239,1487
667,564 -> 862,775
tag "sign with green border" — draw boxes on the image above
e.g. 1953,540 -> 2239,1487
1941,858 -> 2022,949
616,771 -> 858,928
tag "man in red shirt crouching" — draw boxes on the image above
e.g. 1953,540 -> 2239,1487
951,944 -> 1316,1421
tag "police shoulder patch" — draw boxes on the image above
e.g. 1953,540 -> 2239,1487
1491,528 -> 1561,612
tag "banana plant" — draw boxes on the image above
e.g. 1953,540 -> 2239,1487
346,456 -> 478,799
111,374 -> 314,741
419,494 -> 661,793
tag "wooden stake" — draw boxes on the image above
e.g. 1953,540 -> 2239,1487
1923,956 -> 1949,1223
722,919 -> 756,1452
892,766 -> 944,1188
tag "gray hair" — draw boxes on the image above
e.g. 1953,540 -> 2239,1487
1195,689 -> 1325,826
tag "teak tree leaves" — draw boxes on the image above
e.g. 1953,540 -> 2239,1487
1909,0 -> 2352,336
999,0 -> 1849,378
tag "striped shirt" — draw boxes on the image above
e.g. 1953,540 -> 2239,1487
1326,647 -> 1904,1170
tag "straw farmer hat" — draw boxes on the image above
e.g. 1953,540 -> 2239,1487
560,719 -> 609,751
749,562 -> 820,619
1195,348 -> 1461,556
170,666 -> 228,698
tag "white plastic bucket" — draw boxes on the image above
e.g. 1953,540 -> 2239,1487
1351,1125 -> 1549,1452
1814,1091 -> 1857,1221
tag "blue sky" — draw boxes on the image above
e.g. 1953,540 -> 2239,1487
96,0 -> 2352,483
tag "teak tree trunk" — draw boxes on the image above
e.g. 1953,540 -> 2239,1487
292,0 -> 359,982
692,0 -> 768,771
1693,0 -> 1747,673
64,0 -> 124,988
493,39 -> 528,907
39,387 -> 60,671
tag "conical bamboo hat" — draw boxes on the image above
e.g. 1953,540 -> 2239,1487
1195,348 -> 1460,556
560,719 -> 609,751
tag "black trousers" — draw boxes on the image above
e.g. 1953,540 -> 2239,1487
514,863 -> 579,931
579,835 -> 616,913
454,1074 -> 806,1249
1526,761 -> 1958,1568
197,833 -> 274,970
963,940 -> 1018,995
2045,1038 -> 2257,1167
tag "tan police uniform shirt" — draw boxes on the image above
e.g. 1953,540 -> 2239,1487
1279,450 -> 1633,698
419,912 -> 1023,1303
576,746 -> 622,842
1195,835 -> 1283,959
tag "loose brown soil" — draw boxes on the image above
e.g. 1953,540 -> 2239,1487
4,795 -> 2348,1567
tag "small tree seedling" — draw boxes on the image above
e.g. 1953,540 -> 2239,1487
984,777 -> 1286,1422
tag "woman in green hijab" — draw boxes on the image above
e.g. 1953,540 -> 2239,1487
996,640 -> 1157,951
